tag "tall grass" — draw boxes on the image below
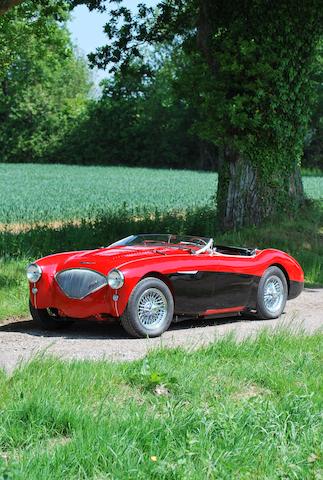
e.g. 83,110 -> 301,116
0,331 -> 322,479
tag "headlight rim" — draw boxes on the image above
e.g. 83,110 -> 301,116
107,268 -> 124,289
27,263 -> 42,283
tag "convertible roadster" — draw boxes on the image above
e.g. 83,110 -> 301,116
27,234 -> 304,338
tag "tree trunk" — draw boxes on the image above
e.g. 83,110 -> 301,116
216,147 -> 305,230
195,1 -> 310,230
0,0 -> 22,15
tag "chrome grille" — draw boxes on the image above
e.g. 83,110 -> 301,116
55,269 -> 107,299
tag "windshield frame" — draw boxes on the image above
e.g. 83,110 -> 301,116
109,234 -> 212,250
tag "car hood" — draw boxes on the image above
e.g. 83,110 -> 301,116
39,246 -> 172,275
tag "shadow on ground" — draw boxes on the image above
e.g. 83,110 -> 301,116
0,314 -> 250,340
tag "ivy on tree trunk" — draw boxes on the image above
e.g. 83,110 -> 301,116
193,1 -> 320,229
217,149 -> 304,229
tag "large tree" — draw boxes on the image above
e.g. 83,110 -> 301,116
0,1 -> 91,162
74,0 -> 322,229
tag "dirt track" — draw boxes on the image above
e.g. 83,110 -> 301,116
0,288 -> 322,372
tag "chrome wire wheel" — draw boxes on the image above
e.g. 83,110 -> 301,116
137,288 -> 168,330
263,275 -> 284,313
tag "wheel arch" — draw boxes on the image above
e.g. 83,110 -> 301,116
120,270 -> 175,338
141,271 -> 175,297
269,263 -> 290,293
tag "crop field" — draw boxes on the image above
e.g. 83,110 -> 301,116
0,163 -> 216,224
1,163 -> 322,224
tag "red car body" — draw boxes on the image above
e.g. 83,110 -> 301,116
29,235 -> 304,322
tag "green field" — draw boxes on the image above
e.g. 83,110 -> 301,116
0,332 -> 322,479
0,163 -> 217,224
1,163 -> 322,224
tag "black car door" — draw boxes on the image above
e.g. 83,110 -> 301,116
169,256 -> 257,314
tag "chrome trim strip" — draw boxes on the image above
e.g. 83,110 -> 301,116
54,268 -> 108,300
114,289 -> 119,316
176,271 -> 198,274
33,282 -> 37,308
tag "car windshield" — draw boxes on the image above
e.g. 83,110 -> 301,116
109,234 -> 211,250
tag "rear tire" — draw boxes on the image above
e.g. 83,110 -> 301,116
256,266 -> 288,319
120,277 -> 174,338
29,301 -> 73,330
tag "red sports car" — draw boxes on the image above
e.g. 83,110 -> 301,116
27,234 -> 304,338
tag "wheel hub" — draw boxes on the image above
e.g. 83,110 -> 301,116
138,288 -> 167,329
264,276 -> 284,313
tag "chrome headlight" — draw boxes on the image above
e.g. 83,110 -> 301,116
27,263 -> 42,283
107,269 -> 124,289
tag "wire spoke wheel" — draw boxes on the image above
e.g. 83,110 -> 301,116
121,277 -> 174,338
263,275 -> 284,313
137,288 -> 168,329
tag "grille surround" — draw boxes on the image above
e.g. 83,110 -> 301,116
55,268 -> 108,299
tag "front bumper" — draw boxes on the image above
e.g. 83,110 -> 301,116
30,278 -> 116,318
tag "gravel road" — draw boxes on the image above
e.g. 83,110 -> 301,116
0,288 -> 322,372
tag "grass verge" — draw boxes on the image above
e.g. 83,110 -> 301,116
0,331 -> 322,479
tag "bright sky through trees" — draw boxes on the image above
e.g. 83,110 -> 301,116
68,1 -> 158,86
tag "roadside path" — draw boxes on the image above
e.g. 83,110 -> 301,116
0,288 -> 322,372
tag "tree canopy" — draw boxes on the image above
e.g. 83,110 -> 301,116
0,1 -> 91,162
75,0 -> 322,228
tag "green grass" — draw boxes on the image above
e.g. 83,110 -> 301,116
0,259 -> 26,320
0,163 -> 322,224
301,167 -> 323,177
0,332 -> 322,479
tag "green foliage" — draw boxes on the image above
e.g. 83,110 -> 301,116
51,51 -> 203,169
0,1 -> 92,163
0,1 -> 69,74
0,332 -> 322,478
193,3 -> 321,175
1,1 -> 321,174
177,1 -> 322,223
80,0 -> 322,225
77,0 -> 322,176
304,39 -> 323,169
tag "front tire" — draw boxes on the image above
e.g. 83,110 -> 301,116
29,301 -> 73,330
120,277 -> 174,338
256,266 -> 288,319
